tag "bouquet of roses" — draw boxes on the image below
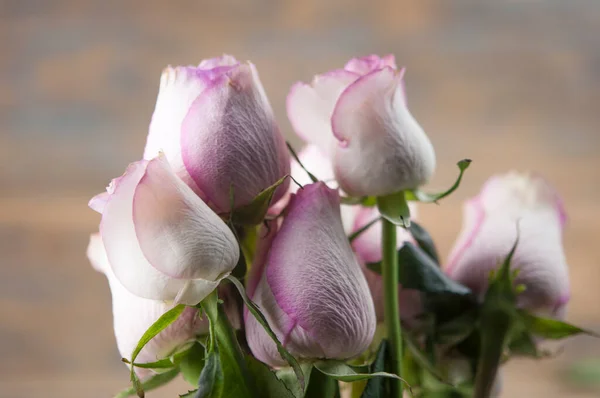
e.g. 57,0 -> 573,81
87,54 -> 592,398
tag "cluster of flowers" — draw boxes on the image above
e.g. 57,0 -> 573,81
87,54 -> 570,394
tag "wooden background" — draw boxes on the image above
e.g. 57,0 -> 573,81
1,1 -> 599,397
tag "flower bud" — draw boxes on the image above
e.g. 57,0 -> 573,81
446,172 -> 569,318
88,156 -> 239,305
289,145 -> 423,323
145,55 -> 290,212
287,54 -> 435,197
244,183 -> 376,366
87,233 -> 208,379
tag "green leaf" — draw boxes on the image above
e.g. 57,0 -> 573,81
179,390 -> 198,398
314,361 -> 407,386
403,333 -> 449,385
287,142 -> 318,183
276,363 -> 314,398
405,159 -> 471,203
305,364 -> 340,398
122,358 -> 176,370
239,226 -> 258,269
232,175 -> 289,225
245,355 -> 297,398
199,291 -> 256,398
226,275 -> 305,390
368,243 -> 471,297
114,368 -> 180,398
195,347 -> 223,398
507,328 -> 539,357
518,311 -> 599,339
376,191 -> 410,227
127,304 -> 187,397
435,310 -> 478,346
361,340 -> 389,398
180,342 -> 206,385
407,221 -> 439,264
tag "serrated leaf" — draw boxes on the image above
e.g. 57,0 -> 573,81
405,159 -> 471,203
368,243 -> 471,297
127,304 -> 187,397
361,340 -> 389,398
180,342 -> 206,385
232,175 -> 289,225
376,191 -> 410,227
518,310 -> 599,339
246,355 -> 296,398
314,361 -> 407,387
114,368 -> 180,398
407,221 -> 440,264
226,275 -> 305,390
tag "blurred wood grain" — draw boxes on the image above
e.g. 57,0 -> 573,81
1,1 -> 599,397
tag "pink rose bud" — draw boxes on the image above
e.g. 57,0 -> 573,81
144,55 -> 290,212
88,156 -> 239,305
290,145 -> 423,322
290,145 -> 423,323
287,54 -> 435,197
446,172 -> 569,318
244,183 -> 376,366
87,233 -> 208,379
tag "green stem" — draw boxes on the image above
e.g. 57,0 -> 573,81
473,310 -> 511,398
382,218 -> 403,398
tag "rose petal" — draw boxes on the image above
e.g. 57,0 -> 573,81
332,67 -> 435,196
133,156 -> 239,282
263,183 -> 375,362
446,173 -> 570,316
181,63 -> 290,212
87,234 -> 208,378
286,70 -> 358,156
343,54 -> 397,75
100,160 -> 216,304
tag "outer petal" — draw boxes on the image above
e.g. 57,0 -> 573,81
133,156 -> 239,282
286,70 -> 358,156
144,66 -> 212,193
181,62 -> 290,212
343,54 -> 397,75
245,183 -> 376,366
87,234 -> 208,379
446,173 -> 569,317
332,67 -> 436,197
198,54 -> 238,69
287,144 -> 361,233
99,160 -> 224,305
